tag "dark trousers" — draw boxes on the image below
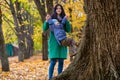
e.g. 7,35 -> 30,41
48,58 -> 64,79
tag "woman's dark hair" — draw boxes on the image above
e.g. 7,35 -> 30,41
51,4 -> 66,21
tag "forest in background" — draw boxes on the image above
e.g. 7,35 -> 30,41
1,0 -> 85,51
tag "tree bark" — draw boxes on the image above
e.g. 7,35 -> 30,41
16,1 -> 34,58
0,7 -> 10,71
46,0 -> 53,14
9,0 -> 24,61
34,0 -> 53,60
25,24 -> 34,57
26,35 -> 34,57
33,0 -> 46,23
34,0 -> 48,60
26,23 -> 34,57
53,0 -> 120,80
42,32 -> 48,60
26,9 -> 34,57
15,1 -> 30,59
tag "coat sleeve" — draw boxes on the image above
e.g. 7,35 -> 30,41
43,21 -> 49,31
64,20 -> 71,33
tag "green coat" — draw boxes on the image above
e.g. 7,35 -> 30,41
43,20 -> 71,59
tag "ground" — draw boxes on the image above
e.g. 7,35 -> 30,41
0,54 -> 70,80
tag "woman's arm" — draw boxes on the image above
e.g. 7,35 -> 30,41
43,21 -> 49,31
64,20 -> 71,32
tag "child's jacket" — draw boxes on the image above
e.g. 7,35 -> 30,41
47,16 -> 67,45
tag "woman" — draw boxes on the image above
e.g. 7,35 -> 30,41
43,4 -> 71,80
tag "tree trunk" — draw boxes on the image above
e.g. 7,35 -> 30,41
42,32 -> 48,60
25,24 -> 34,57
26,10 -> 34,57
34,0 -> 53,60
33,0 -> 46,23
15,1 -> 29,59
26,23 -> 34,57
53,0 -> 120,80
17,34 -> 24,61
46,0 -> 53,14
34,0 -> 48,60
16,1 -> 34,58
0,7 -> 10,71
17,25 -> 29,59
29,14 -> 34,56
9,0 -> 24,61
26,35 -> 34,57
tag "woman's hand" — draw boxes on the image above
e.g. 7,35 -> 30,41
46,14 -> 51,22
66,15 -> 68,18
65,15 -> 68,19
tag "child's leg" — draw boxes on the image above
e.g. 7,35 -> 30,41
61,38 -> 73,46
61,38 -> 78,46
58,58 -> 64,74
61,38 -> 77,60
48,58 -> 57,79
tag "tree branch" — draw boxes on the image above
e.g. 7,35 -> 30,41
0,3 -> 10,10
33,0 -> 46,22
4,0 -> 10,6
3,14 -> 14,24
3,15 -> 17,34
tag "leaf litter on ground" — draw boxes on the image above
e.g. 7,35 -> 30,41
0,54 -> 70,80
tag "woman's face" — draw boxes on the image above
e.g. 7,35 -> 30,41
56,6 -> 62,15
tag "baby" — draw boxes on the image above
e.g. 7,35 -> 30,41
47,14 -> 78,54
52,19 -> 60,25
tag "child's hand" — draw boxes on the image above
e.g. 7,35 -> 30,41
46,14 -> 51,22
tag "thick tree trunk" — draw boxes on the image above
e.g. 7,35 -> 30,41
0,7 -> 10,71
53,0 -> 120,80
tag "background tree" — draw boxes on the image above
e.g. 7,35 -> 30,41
1,0 -> 85,60
53,0 -> 120,80
15,0 -> 34,59
5,0 -> 24,61
0,6 -> 10,71
34,0 -> 53,60
4,0 -> 34,61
